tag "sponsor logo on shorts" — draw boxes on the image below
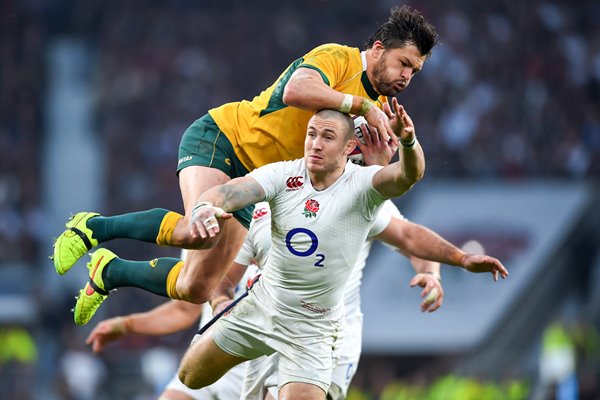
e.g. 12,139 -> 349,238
178,156 -> 193,165
149,258 -> 158,268
286,176 -> 304,190
300,300 -> 330,314
225,158 -> 231,166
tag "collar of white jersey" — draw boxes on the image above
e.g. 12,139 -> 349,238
361,50 -> 367,71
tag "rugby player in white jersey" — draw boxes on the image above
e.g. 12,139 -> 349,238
179,107 -> 508,400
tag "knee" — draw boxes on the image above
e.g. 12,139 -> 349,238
176,279 -> 213,304
178,364 -> 200,390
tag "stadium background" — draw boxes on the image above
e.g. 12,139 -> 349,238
1,0 -> 599,398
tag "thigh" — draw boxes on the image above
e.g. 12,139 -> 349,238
178,333 -> 247,390
279,381 -> 326,400
175,217 -> 248,302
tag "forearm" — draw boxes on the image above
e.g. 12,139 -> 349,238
197,176 -> 265,213
373,145 -> 425,198
402,223 -> 466,267
209,262 -> 249,310
400,141 -> 425,184
122,301 -> 202,336
409,256 -> 441,277
283,69 -> 374,115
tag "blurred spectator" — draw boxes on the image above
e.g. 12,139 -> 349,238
0,325 -> 37,400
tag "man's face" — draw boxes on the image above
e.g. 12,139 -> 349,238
370,42 -> 426,96
304,115 -> 355,174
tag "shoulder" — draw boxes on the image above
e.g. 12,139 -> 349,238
305,43 -> 359,59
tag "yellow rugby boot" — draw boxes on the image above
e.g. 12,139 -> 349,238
73,248 -> 116,326
53,212 -> 99,275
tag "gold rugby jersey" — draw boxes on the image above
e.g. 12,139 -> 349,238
209,43 -> 387,171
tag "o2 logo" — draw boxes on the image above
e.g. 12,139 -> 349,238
285,228 -> 325,267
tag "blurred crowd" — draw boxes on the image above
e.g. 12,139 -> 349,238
1,0 -> 599,398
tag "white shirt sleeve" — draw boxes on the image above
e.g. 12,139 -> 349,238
248,160 -> 292,201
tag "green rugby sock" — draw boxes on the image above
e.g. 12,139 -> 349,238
87,208 -> 170,243
102,256 -> 181,297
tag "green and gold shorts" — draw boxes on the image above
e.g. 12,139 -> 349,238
177,114 -> 253,229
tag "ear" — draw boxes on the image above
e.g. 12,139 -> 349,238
372,40 -> 385,59
344,137 -> 358,156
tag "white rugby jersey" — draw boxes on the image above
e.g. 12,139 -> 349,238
249,159 -> 386,318
196,204 -> 266,328
234,202 -> 272,269
343,200 -> 403,317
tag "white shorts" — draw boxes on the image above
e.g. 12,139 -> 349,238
212,280 -> 342,393
330,312 -> 363,397
162,362 -> 244,400
242,355 -> 279,400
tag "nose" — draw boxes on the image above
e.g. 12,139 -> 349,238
311,137 -> 323,150
401,67 -> 412,81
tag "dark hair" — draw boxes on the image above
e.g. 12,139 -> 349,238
364,5 -> 439,57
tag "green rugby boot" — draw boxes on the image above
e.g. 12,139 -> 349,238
53,212 -> 99,275
73,248 -> 116,326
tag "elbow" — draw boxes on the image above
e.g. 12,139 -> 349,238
282,81 -> 302,107
408,167 -> 425,186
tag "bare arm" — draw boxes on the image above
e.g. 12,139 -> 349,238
372,100 -> 425,199
85,300 -> 202,353
375,217 -> 464,266
284,68 -> 397,145
208,262 -> 249,315
190,176 -> 266,240
374,217 -> 508,281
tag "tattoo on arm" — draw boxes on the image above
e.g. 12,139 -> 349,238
217,178 -> 265,212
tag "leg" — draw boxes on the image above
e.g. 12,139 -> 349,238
173,166 -> 248,303
178,333 -> 247,390
279,382 -> 326,400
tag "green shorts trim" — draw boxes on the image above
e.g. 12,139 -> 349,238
177,114 -> 254,229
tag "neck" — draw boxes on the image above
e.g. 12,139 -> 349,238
364,48 -> 375,84
308,163 -> 346,191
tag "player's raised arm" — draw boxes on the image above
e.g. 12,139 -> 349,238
372,102 -> 425,199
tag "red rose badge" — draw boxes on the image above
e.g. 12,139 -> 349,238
302,199 -> 320,218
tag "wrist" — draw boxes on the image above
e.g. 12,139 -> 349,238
114,316 -> 133,334
400,136 -> 417,150
424,271 -> 442,283
192,201 -> 213,213
338,94 -> 353,114
453,251 -> 468,268
358,97 -> 374,116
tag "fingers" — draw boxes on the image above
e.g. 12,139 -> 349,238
421,287 -> 443,312
383,101 -> 394,119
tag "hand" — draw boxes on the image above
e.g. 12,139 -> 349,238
190,203 -> 232,240
410,273 -> 444,312
385,97 -> 415,144
461,254 -> 509,281
363,103 -> 399,148
356,123 -> 398,166
85,316 -> 128,353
